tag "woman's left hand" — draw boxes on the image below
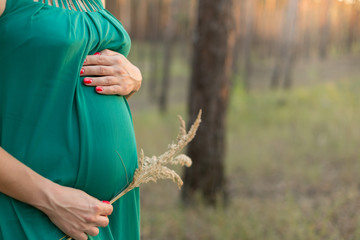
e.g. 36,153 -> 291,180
80,49 -> 142,99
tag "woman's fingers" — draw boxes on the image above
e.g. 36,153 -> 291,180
85,226 -> 100,237
83,76 -> 135,95
83,53 -> 113,66
84,215 -> 110,237
72,211 -> 110,238
80,65 -> 114,76
71,231 -> 89,240
83,76 -> 120,86
100,49 -> 119,56
94,85 -> 133,96
83,213 -> 110,237
83,50 -> 124,66
96,215 -> 110,227
99,201 -> 113,216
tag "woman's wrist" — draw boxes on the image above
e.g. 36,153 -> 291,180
29,178 -> 61,213
0,147 -> 60,212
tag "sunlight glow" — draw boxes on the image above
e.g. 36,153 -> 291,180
338,0 -> 359,4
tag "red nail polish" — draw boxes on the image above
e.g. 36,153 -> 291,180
96,86 -> 103,92
80,68 -> 84,74
102,200 -> 110,204
84,59 -> 87,63
94,52 -> 101,55
84,78 -> 92,84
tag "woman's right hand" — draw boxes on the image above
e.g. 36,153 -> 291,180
39,185 -> 113,240
0,147 -> 112,240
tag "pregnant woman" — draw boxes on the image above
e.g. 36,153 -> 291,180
0,0 -> 141,239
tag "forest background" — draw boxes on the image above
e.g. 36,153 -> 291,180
107,0 -> 360,239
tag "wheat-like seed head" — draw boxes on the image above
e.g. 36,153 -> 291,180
109,109 -> 201,204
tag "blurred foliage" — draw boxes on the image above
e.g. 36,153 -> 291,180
116,0 -> 360,58
132,78 -> 360,240
121,0 -> 360,238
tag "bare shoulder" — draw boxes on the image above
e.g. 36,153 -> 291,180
0,0 -> 6,17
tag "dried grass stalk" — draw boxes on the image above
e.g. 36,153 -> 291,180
64,110 -> 202,240
109,109 -> 201,204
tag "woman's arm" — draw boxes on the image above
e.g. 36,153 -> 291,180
0,147 -> 113,240
0,147 -> 55,210
0,0 -> 6,17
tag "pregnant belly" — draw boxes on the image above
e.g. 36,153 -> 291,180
73,87 -> 138,200
1,83 -> 137,201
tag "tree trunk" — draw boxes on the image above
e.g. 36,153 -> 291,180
106,0 -> 131,32
130,0 -> 139,38
281,0 -> 298,89
119,0 -> 131,30
137,0 -> 148,40
231,0 -> 242,80
283,48 -> 296,89
182,0 -> 235,206
159,38 -> 174,112
147,0 -> 161,102
106,0 -> 121,21
242,0 -> 254,91
270,0 -> 299,89
318,0 -> 332,59
347,6 -> 358,53
159,0 -> 178,113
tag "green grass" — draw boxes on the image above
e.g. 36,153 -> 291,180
132,77 -> 360,240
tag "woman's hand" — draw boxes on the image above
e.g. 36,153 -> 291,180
0,148 -> 112,240
80,49 -> 142,99
39,185 -> 113,240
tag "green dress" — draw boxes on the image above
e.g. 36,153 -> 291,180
0,0 -> 140,239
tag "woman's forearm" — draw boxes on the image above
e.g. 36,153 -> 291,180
0,146 -> 55,209
0,147 -> 113,240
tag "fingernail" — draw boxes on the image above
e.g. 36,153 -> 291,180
80,68 -> 84,74
84,59 -> 87,63
94,52 -> 101,55
96,86 -> 103,92
83,78 -> 92,84
102,200 -> 110,204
